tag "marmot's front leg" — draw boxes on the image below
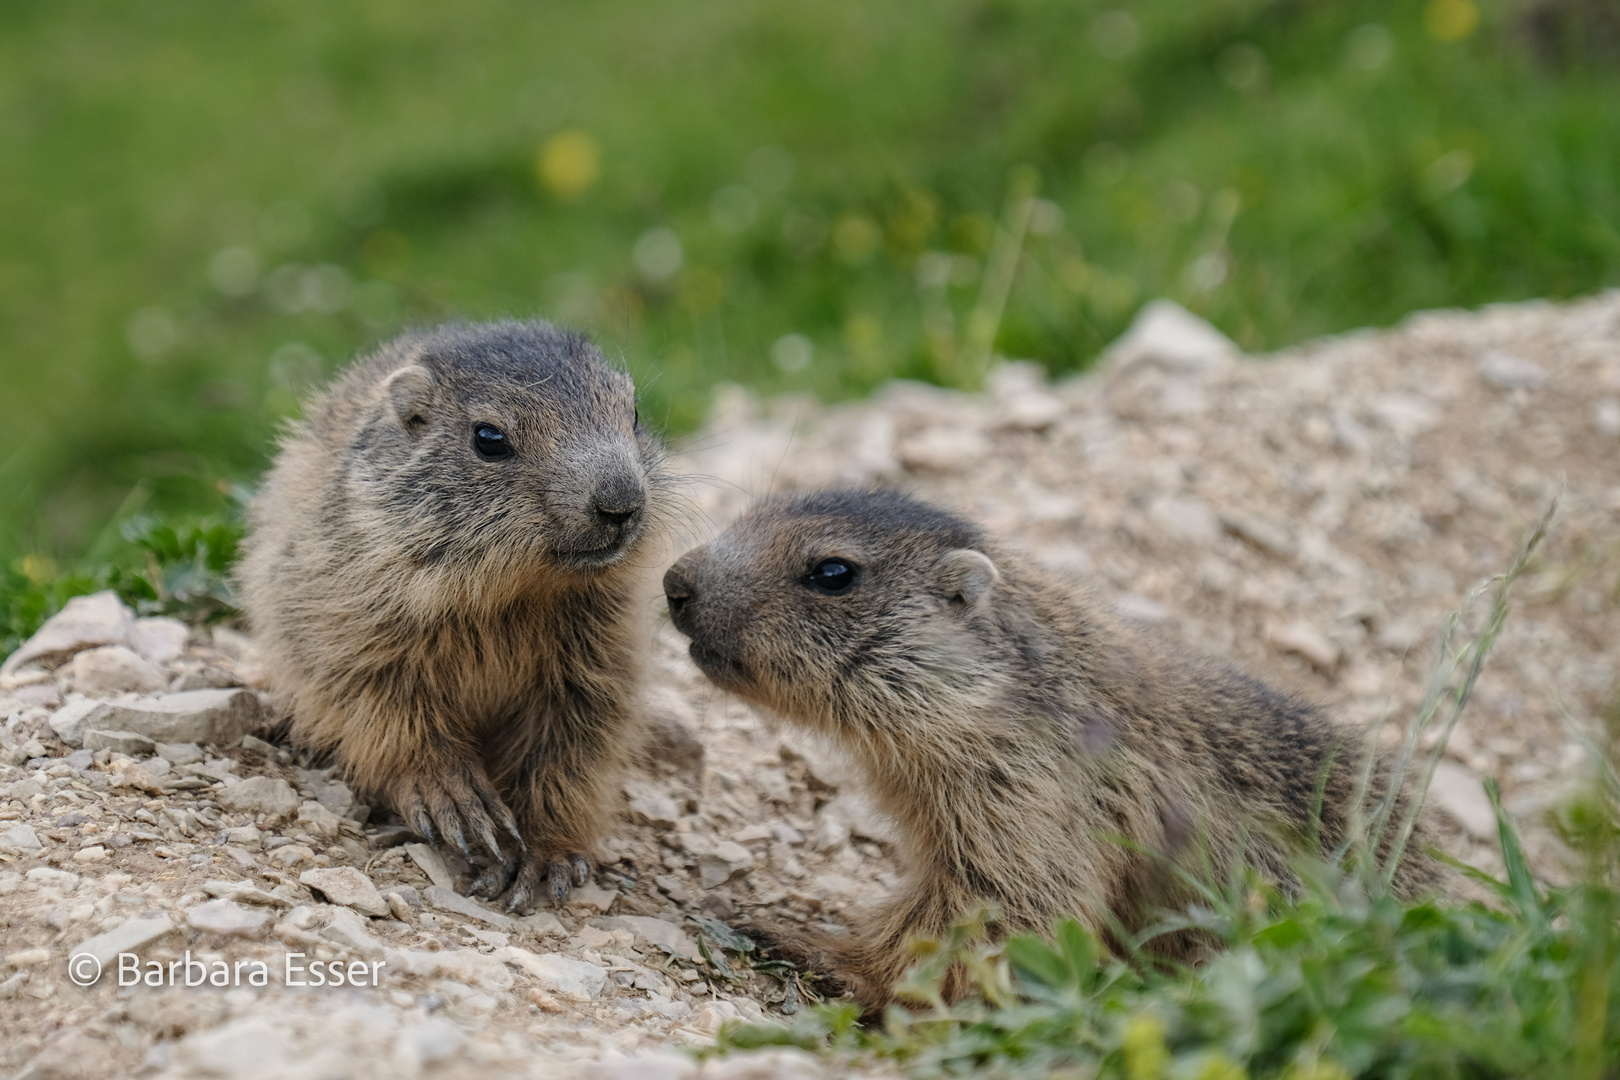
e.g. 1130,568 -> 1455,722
478,738 -> 618,911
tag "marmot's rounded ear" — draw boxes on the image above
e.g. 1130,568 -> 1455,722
382,365 -> 436,433
935,548 -> 1000,609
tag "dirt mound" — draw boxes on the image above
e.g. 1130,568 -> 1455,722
1,291 -> 1616,1077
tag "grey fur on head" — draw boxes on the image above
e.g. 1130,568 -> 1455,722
328,320 -> 660,585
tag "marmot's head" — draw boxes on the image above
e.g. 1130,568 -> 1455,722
663,490 -> 1009,732
324,320 -> 663,580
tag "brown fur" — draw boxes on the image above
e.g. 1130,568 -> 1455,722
238,321 -> 669,909
663,489 -> 1442,1009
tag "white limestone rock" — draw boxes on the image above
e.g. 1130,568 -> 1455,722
1102,299 -> 1240,373
1266,618 -> 1343,671
1,591 -> 135,678
625,781 -> 680,830
0,824 -> 42,853
129,616 -> 190,664
1428,760 -> 1498,841
405,843 -> 455,890
301,867 -> 389,917
296,799 -> 342,838
70,912 -> 178,970
697,841 -> 756,889
75,688 -> 264,746
216,776 -> 300,822
84,729 -> 157,757
187,899 -> 271,937
496,948 -> 606,1001
423,884 -> 514,930
64,645 -> 168,696
322,907 -> 386,958
387,946 -> 513,991
597,915 -> 698,960
895,427 -> 993,473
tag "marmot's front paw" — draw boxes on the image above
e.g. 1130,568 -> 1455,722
469,857 -> 519,901
391,766 -> 524,865
501,852 -> 592,911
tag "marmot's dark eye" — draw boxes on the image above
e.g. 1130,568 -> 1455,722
473,424 -> 513,462
805,558 -> 858,595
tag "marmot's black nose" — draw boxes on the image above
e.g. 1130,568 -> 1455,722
663,564 -> 694,622
594,504 -> 640,527
592,477 -> 645,528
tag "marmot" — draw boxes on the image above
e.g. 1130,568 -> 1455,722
239,321 -> 667,909
662,489 -> 1440,1007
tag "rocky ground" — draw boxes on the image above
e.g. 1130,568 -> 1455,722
2,291 -> 1618,1079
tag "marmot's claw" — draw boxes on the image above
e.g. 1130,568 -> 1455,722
411,808 -> 436,845
570,854 -> 591,886
546,858 -> 574,907
471,818 -> 504,864
393,780 -> 437,844
403,763 -> 520,866
504,856 -> 545,912
466,768 -> 523,860
394,767 -> 547,908
471,857 -> 518,901
477,793 -> 524,851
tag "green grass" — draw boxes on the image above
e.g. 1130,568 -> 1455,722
717,815 -> 1620,1079
708,508 -> 1620,1078
3,0 -> 1620,584
0,504 -> 244,658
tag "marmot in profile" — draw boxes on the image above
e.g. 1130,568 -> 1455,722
662,489 -> 1440,1007
239,321 -> 667,909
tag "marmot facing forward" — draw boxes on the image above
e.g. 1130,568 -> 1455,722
239,321 -> 666,909
662,490 -> 1439,1007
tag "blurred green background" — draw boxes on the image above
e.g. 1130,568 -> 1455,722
2,0 -> 1619,646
